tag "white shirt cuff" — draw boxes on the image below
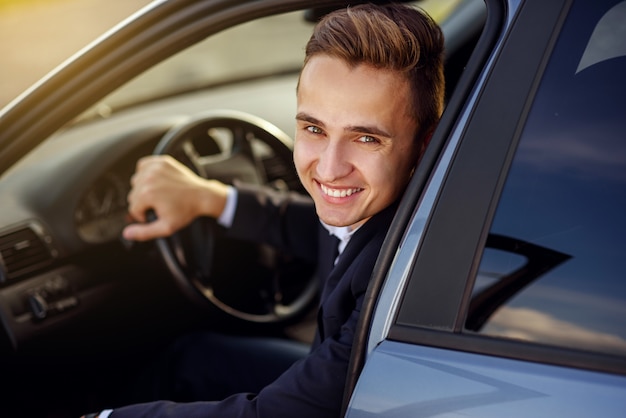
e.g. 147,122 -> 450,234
217,185 -> 238,228
99,410 -> 113,418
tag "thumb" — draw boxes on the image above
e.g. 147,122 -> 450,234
122,219 -> 172,242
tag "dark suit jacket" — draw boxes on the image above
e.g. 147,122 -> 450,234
111,184 -> 398,418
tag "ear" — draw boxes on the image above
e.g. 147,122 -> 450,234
421,130 -> 434,153
415,129 -> 433,163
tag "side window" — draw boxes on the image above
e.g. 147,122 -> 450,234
465,0 -> 626,356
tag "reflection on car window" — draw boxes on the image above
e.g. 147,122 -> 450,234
466,0 -> 626,357
472,247 -> 526,295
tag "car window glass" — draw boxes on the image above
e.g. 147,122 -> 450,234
465,0 -> 626,357
90,10 -> 314,114
72,0 -> 461,124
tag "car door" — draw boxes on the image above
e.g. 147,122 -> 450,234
345,0 -> 626,416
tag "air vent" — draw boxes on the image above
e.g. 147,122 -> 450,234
0,224 -> 55,283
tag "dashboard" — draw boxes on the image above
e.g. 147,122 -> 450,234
0,118 -> 169,350
75,167 -> 131,244
0,75 -> 299,351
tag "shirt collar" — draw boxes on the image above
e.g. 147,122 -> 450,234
320,221 -> 361,257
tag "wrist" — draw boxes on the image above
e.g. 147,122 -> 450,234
201,179 -> 230,219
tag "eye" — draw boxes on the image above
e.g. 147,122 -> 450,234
306,126 -> 323,135
358,135 -> 379,144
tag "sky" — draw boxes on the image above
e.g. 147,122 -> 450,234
0,0 -> 152,108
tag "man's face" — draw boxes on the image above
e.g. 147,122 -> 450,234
294,55 -> 420,229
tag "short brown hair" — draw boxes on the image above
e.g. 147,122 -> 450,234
303,3 -> 445,146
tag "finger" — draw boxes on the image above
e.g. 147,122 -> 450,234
126,181 -> 157,223
126,196 -> 148,223
122,219 -> 174,242
135,154 -> 159,170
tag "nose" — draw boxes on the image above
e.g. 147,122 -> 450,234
315,138 -> 352,182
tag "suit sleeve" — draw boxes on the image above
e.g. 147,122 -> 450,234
226,183 -> 318,263
106,193 -> 394,418
109,296 -> 365,418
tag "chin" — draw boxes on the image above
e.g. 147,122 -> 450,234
317,213 -> 352,228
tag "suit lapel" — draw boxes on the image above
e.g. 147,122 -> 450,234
319,202 -> 399,302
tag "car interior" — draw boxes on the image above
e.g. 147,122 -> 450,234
0,1 -> 487,416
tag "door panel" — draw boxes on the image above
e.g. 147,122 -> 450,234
347,341 -> 626,417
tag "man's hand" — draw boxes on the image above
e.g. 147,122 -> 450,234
122,155 -> 229,242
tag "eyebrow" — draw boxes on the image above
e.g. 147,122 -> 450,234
295,112 -> 393,138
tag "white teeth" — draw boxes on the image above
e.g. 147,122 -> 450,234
321,184 -> 361,198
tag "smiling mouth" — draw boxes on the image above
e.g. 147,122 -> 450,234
320,183 -> 363,198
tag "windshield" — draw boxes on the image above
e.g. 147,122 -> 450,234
78,10 -> 312,121
76,0 -> 460,123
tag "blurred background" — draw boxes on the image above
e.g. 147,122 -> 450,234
0,0 -> 152,108
0,0 -> 457,111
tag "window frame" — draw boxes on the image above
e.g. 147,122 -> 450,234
387,0 -> 626,376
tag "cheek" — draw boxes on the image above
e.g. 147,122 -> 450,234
394,142 -> 420,173
294,133 -> 324,162
293,136 -> 313,176
371,148 -> 416,194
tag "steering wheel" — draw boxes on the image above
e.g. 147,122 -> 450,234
151,110 -> 317,323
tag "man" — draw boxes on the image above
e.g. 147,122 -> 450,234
85,2 -> 444,417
